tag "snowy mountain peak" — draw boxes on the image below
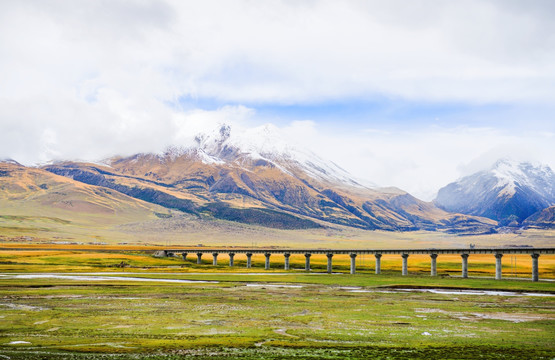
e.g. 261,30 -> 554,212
435,159 -> 555,225
200,123 -> 289,159
166,123 -> 367,188
490,159 -> 555,197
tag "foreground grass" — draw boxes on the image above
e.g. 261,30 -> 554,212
0,249 -> 554,359
0,273 -> 554,359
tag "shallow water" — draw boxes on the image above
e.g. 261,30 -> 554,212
6,341 -> 31,345
347,288 -> 554,297
245,283 -> 303,288
1,273 -> 552,297
0,271 -> 341,276
0,274 -> 218,284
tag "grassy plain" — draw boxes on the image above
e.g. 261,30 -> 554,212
2,208 -> 555,249
0,249 -> 554,359
1,274 -> 554,359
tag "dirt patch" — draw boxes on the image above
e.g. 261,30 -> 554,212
415,308 -> 553,323
0,303 -> 46,311
274,328 -> 299,338
471,312 -> 553,323
415,308 -> 449,314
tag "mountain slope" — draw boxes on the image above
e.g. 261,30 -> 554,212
435,159 -> 555,226
523,206 -> 555,229
0,161 -> 169,227
0,161 -> 203,244
43,124 -> 496,234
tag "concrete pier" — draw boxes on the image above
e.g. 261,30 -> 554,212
375,254 -> 382,274
401,254 -> 409,276
264,252 -> 271,270
246,253 -> 252,268
326,253 -> 333,273
495,253 -> 503,280
461,254 -> 469,278
196,252 -> 202,264
349,253 -> 357,274
181,253 -> 187,261
531,254 -> 540,282
304,253 -> 311,271
284,253 -> 290,270
430,253 -> 438,276
212,252 -> 218,266
229,253 -> 235,267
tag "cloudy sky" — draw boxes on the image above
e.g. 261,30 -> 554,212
1,0 -> 554,200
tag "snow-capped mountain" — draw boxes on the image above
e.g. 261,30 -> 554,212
434,159 -> 555,226
154,124 -> 369,188
40,124 -> 496,233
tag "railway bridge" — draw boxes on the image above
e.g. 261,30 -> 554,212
163,247 -> 555,281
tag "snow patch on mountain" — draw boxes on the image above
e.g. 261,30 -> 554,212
165,123 -> 370,188
492,159 -> 555,198
0,158 -> 21,166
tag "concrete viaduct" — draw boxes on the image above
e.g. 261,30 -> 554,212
163,248 -> 555,281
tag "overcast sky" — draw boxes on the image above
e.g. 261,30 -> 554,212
1,0 -> 554,200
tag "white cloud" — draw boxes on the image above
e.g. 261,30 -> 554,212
0,1 -> 554,199
2,0 -> 554,105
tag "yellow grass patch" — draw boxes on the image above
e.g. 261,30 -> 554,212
191,252 -> 555,278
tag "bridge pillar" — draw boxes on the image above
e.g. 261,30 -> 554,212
212,253 -> 218,266
304,253 -> 311,271
196,252 -> 203,264
264,253 -> 271,270
181,252 -> 187,261
531,254 -> 540,282
461,254 -> 469,278
401,254 -> 409,276
495,253 -> 503,280
284,253 -> 290,270
349,253 -> 357,274
246,253 -> 252,268
326,253 -> 333,273
430,253 -> 438,276
229,253 -> 235,267
375,254 -> 382,274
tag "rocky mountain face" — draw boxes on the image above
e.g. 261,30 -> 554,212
435,159 -> 555,226
42,124 -> 495,234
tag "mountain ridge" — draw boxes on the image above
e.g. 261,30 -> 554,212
12,124 -> 545,234
34,124 -> 496,234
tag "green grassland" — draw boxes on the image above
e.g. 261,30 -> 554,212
0,275 -> 554,359
0,250 -> 554,359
